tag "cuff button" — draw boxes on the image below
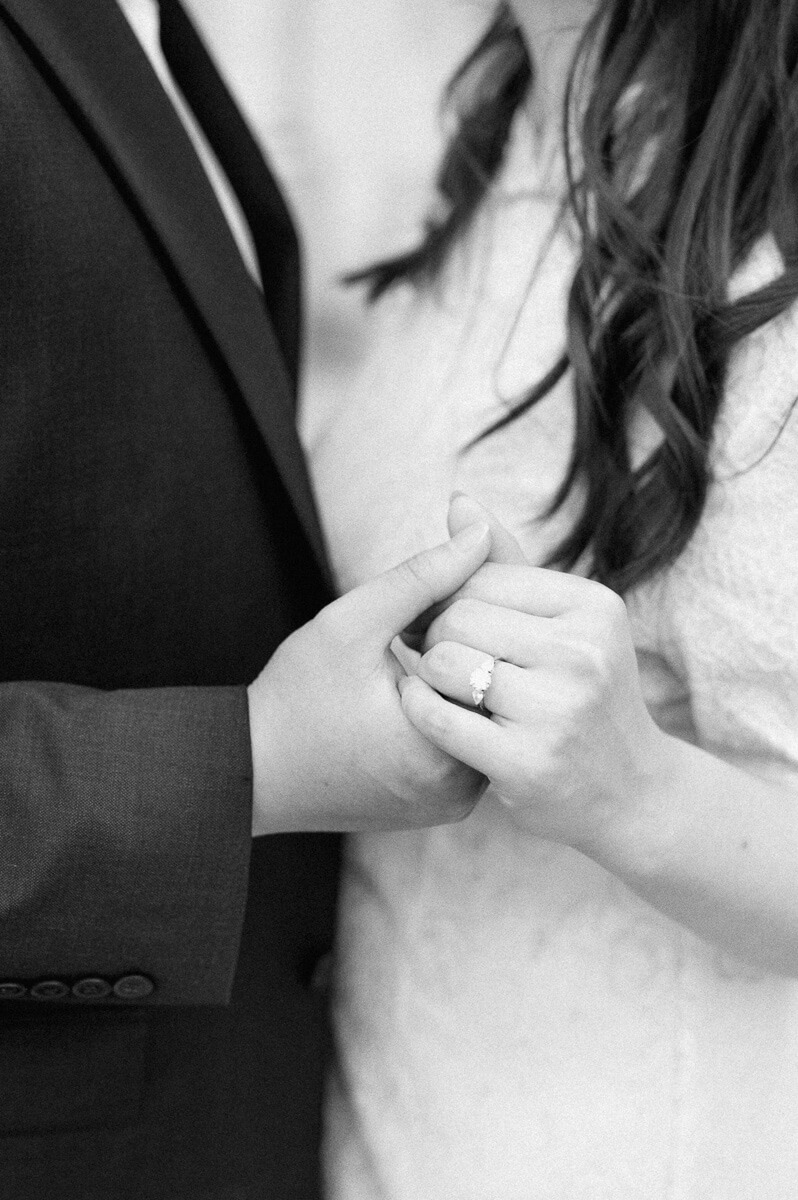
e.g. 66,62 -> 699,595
113,974 -> 154,1001
0,982 -> 26,999
72,977 -> 112,1000
30,980 -> 69,1000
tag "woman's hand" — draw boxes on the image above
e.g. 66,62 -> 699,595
398,498 -> 798,976
400,562 -> 670,855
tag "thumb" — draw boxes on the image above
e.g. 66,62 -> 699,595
338,522 -> 491,641
448,492 -> 527,565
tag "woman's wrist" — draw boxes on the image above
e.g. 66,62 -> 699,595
581,726 -> 694,882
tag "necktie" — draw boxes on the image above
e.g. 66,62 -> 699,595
157,0 -> 302,382
117,0 -> 262,286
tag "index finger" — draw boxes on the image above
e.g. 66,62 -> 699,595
424,563 -> 615,621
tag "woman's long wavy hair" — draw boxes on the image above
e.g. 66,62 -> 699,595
359,0 -> 798,592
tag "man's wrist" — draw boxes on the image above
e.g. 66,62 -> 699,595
247,680 -> 280,836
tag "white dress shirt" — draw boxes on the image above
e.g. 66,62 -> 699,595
116,0 -> 262,286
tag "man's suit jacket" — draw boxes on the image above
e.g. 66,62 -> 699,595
0,1 -> 340,1196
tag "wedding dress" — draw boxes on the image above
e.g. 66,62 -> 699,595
307,124 -> 798,1200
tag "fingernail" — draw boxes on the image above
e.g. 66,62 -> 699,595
451,521 -> 490,551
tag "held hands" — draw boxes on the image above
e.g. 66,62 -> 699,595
400,496 -> 669,855
248,521 -> 492,834
249,490 -> 667,849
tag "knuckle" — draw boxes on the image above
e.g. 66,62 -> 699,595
576,638 -> 613,683
557,654 -> 606,719
444,598 -> 480,641
427,604 -> 456,647
591,581 -> 628,623
395,555 -> 434,605
549,635 -> 582,673
423,640 -> 458,678
567,679 -> 596,720
422,699 -> 454,741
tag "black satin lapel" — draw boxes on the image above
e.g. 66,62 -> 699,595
0,0 -> 329,577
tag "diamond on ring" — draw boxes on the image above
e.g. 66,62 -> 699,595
469,656 -> 496,709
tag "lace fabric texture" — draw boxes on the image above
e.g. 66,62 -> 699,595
307,133 -> 798,1200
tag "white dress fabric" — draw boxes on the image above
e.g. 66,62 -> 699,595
306,122 -> 798,1200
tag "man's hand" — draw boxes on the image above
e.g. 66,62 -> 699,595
248,521 -> 492,833
395,492 -> 528,670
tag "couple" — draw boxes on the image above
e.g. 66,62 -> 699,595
2,1 -> 798,1199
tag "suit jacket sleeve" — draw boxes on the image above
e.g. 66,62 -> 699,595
0,680 -> 254,1005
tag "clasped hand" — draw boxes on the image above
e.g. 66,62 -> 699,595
251,492 -> 798,974
399,496 -> 669,855
249,491 -> 666,849
248,519 -> 494,834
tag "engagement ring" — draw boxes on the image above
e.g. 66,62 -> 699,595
469,656 -> 496,710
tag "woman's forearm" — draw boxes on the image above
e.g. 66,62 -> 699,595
405,538 -> 798,976
591,734 -> 798,976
